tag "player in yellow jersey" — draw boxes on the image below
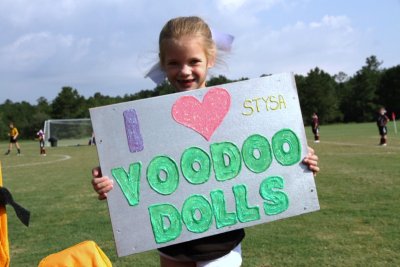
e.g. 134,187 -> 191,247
4,122 -> 21,155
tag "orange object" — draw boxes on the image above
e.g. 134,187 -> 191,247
38,240 -> 112,267
0,161 -> 10,267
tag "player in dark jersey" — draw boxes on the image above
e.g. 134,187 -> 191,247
311,112 -> 320,143
377,107 -> 389,146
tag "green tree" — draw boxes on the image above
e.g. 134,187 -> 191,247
377,65 -> 400,116
86,92 -> 121,109
296,67 -> 340,124
344,55 -> 382,122
51,87 -> 88,119
333,71 -> 351,122
32,97 -> 51,131
0,100 -> 36,139
0,110 -> 9,140
207,75 -> 232,86
152,82 -> 177,96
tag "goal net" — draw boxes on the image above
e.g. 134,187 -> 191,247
43,119 -> 94,147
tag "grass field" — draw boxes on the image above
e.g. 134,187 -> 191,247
1,122 -> 399,266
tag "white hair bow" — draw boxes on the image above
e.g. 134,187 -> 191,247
145,29 -> 234,85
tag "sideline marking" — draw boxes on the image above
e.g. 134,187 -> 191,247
3,154 -> 72,168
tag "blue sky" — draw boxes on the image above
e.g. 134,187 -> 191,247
1,0 -> 399,104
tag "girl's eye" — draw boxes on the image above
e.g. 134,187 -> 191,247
167,61 -> 179,66
190,59 -> 201,65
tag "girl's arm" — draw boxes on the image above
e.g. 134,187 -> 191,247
303,146 -> 319,176
92,167 -> 114,200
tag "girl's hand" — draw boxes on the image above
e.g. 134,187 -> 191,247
92,167 -> 114,200
302,146 -> 319,176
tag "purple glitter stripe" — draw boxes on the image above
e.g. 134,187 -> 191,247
123,109 -> 144,153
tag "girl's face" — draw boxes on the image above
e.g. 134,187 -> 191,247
162,35 -> 215,92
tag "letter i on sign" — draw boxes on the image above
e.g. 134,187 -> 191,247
123,109 -> 144,153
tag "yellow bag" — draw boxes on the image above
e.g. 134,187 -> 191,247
38,240 -> 112,267
0,161 -> 10,267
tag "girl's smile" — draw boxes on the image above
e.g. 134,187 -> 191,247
162,35 -> 215,92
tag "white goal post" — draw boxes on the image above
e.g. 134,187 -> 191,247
43,118 -> 94,147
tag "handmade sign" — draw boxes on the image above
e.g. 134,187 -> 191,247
90,73 -> 320,257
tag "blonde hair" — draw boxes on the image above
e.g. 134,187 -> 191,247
158,16 -> 216,67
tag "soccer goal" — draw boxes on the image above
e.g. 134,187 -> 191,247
43,119 -> 94,147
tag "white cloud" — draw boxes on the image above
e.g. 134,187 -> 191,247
0,0 -> 82,27
216,0 -> 282,13
310,15 -> 353,32
216,0 -> 247,11
226,14 -> 360,79
0,32 -> 91,72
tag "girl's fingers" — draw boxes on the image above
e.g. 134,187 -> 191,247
92,166 -> 102,177
309,164 -> 320,174
91,165 -> 113,200
93,178 -> 113,193
98,192 -> 109,200
305,156 -> 319,166
303,155 -> 318,165
303,149 -> 320,176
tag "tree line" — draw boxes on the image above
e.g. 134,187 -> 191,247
0,55 -> 398,140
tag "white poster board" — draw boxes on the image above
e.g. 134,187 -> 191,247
90,73 -> 320,257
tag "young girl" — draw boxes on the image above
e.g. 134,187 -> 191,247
92,16 -> 320,267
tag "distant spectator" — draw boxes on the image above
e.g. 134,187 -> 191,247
37,129 -> 46,156
377,107 -> 390,146
4,122 -> 21,155
311,112 -> 320,143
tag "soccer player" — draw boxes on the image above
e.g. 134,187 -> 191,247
311,112 -> 320,143
4,122 -> 21,155
377,107 -> 389,146
37,129 -> 46,156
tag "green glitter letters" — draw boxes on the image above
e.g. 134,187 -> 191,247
111,162 -> 142,206
272,129 -> 301,166
113,129 -> 301,245
147,156 -> 179,195
182,195 -> 213,233
181,147 -> 211,185
210,142 -> 242,181
148,204 -> 182,243
242,134 -> 273,173
259,176 -> 289,215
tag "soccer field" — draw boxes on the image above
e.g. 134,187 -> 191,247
1,122 -> 399,266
